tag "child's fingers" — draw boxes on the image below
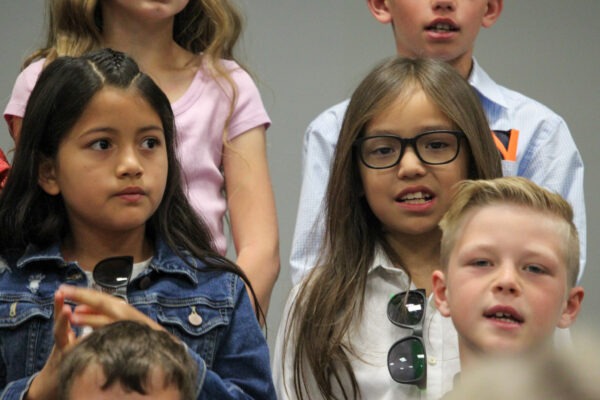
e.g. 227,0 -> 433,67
59,284 -> 164,331
70,312 -> 115,329
54,305 -> 73,348
72,304 -> 97,315
53,291 -> 74,349
61,285 -> 131,319
53,288 -> 68,323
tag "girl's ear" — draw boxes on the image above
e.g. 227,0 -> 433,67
432,270 -> 451,317
557,286 -> 584,328
482,0 -> 503,28
38,157 -> 60,195
367,0 -> 393,24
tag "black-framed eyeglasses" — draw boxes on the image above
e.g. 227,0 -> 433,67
92,256 -> 133,300
387,289 -> 427,389
354,130 -> 464,169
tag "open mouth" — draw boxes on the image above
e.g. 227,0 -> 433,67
484,311 -> 524,324
397,191 -> 433,204
425,23 -> 459,33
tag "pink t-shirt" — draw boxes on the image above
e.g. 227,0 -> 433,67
4,58 -> 271,255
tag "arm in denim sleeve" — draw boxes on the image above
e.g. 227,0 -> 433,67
1,374 -> 38,399
517,117 -> 586,282
189,277 -> 276,399
289,101 -> 349,285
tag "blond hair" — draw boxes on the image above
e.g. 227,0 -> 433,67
439,176 -> 579,286
26,0 -> 245,151
27,0 -> 242,66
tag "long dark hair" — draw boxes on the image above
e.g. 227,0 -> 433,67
0,48 -> 261,316
286,57 -> 502,399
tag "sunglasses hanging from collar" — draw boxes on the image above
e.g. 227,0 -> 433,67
92,255 -> 134,301
387,288 -> 428,389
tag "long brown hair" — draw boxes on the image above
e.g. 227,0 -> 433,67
285,57 -> 502,399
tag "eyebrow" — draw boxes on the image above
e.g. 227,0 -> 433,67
137,125 -> 165,134
367,124 -> 456,136
80,125 -> 164,136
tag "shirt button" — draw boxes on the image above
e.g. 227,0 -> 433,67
428,356 -> 437,365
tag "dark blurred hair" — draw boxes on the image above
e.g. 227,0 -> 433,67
58,320 -> 197,400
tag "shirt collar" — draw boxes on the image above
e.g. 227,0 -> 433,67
367,246 -> 411,285
468,59 -> 509,110
367,246 -> 392,274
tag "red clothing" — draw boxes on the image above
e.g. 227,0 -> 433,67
0,148 -> 9,189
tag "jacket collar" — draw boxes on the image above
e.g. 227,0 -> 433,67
15,238 -> 202,285
146,238 -> 200,285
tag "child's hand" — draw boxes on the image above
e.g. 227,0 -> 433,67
25,290 -> 78,400
57,284 -> 164,332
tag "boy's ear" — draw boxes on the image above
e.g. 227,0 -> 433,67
557,286 -> 584,328
482,0 -> 503,28
38,157 -> 60,195
432,270 -> 451,317
366,0 -> 393,24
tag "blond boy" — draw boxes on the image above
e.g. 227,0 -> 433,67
432,176 -> 584,367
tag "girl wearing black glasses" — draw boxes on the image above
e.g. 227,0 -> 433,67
0,49 -> 275,399
273,57 -> 502,400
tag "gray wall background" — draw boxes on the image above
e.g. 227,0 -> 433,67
1,2 -> 598,351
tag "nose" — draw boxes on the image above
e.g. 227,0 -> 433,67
116,146 -> 143,178
432,0 -> 456,12
492,264 -> 521,296
396,145 -> 427,179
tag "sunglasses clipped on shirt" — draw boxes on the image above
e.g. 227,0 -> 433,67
92,255 -> 134,300
387,288 -> 427,389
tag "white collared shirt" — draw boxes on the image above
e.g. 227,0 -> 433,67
273,248 -> 460,400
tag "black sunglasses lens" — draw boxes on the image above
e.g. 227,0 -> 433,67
388,291 -> 425,326
388,337 -> 426,383
93,256 -> 133,288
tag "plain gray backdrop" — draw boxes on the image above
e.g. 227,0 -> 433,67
1,2 -> 598,353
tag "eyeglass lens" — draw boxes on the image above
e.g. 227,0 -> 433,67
388,337 -> 427,384
388,290 -> 425,327
93,256 -> 134,289
359,131 -> 460,168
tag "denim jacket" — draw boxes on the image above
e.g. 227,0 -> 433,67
0,239 -> 276,399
